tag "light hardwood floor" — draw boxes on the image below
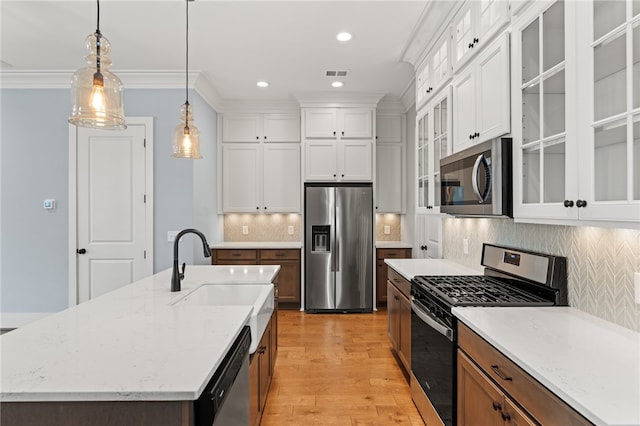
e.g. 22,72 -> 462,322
261,310 -> 425,426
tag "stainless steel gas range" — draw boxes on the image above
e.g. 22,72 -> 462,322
409,243 -> 567,426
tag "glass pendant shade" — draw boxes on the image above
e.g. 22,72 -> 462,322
172,102 -> 201,159
69,33 -> 126,130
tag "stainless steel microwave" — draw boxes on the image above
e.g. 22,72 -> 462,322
440,138 -> 512,217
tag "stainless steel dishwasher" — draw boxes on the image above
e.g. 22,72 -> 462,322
195,326 -> 251,426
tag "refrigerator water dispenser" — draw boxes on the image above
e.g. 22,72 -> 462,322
311,225 -> 330,252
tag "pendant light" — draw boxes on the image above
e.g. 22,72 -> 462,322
172,0 -> 201,159
69,0 -> 126,130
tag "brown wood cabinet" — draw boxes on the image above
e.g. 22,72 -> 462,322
250,311 -> 278,426
387,267 -> 411,378
457,323 -> 591,426
212,248 -> 301,309
376,247 -> 411,307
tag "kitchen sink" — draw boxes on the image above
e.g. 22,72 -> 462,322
172,283 -> 274,353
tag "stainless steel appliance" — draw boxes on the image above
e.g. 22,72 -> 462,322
440,138 -> 512,217
305,183 -> 373,313
410,244 -> 567,426
195,326 -> 251,426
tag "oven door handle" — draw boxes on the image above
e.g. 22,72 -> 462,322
411,300 -> 454,342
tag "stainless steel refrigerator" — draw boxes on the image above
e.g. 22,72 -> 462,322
305,183 -> 373,313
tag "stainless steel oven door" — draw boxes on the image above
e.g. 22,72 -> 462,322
410,299 -> 455,426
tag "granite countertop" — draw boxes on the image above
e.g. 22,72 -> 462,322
375,241 -> 413,249
211,241 -> 302,249
0,265 -> 279,402
384,258 -> 482,281
453,306 -> 640,426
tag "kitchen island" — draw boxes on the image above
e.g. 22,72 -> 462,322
0,265 -> 278,425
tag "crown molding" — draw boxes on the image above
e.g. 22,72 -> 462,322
400,79 -> 416,112
377,96 -> 407,114
216,99 -> 301,114
294,91 -> 385,108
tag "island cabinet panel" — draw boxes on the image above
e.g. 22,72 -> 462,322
212,248 -> 302,309
249,313 -> 277,426
457,323 -> 591,426
0,401 -> 193,426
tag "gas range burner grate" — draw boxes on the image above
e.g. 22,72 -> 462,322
413,275 -> 553,307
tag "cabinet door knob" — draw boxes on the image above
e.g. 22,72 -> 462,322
264,206 -> 267,210
420,245 -> 427,251
468,42 -> 474,49
333,174 -> 337,178
256,206 -> 260,210
341,131 -> 345,136
473,37 -> 479,44
474,132 -> 480,138
77,248 -> 87,255
341,174 -> 345,178
501,412 -> 511,421
264,136 -> 267,140
256,136 -> 259,140
469,134 -> 474,140
333,131 -> 336,136
564,200 -> 574,208
492,401 -> 502,411
576,199 -> 588,208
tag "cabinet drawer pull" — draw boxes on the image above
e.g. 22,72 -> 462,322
491,365 -> 513,381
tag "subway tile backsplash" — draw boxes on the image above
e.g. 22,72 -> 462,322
443,218 -> 640,331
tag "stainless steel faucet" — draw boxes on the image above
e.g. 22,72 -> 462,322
171,228 -> 212,292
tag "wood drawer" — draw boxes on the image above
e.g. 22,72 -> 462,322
387,267 -> 411,300
214,249 -> 258,261
377,248 -> 411,260
458,323 -> 591,426
260,249 -> 300,261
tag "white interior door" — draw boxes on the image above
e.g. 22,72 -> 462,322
73,119 -> 152,303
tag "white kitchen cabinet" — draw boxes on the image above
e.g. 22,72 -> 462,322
303,107 -> 375,181
376,144 -> 403,213
512,0 -> 639,227
222,144 -> 261,212
376,114 -> 403,143
262,144 -> 301,213
416,30 -> 452,110
417,86 -> 453,214
452,0 -> 510,72
452,32 -> 510,153
222,143 -> 300,213
303,108 -> 373,139
222,113 -> 300,142
414,214 -> 442,259
376,113 -> 405,213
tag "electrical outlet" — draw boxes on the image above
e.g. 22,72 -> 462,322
384,225 -> 391,235
635,272 -> 640,305
242,225 -> 249,235
463,238 -> 469,255
288,225 -> 294,235
167,231 -> 179,242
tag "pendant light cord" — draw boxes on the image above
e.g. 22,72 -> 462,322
185,0 -> 189,105
95,0 -> 101,74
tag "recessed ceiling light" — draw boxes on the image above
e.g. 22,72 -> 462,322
332,81 -> 344,88
257,81 -> 269,88
336,32 -> 352,42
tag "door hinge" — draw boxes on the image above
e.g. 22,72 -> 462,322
144,250 -> 147,259
143,138 -> 146,148
144,194 -> 146,203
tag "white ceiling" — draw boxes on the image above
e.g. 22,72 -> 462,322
0,1 -> 430,107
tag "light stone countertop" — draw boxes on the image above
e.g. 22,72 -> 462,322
0,265 -> 279,402
453,306 -> 640,426
375,241 -> 413,249
384,258 -> 482,281
211,241 -> 302,249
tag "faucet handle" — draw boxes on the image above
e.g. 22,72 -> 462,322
180,262 -> 186,280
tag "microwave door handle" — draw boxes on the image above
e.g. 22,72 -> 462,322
471,154 -> 492,203
411,301 -> 454,341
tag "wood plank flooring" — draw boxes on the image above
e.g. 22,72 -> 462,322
261,310 -> 425,426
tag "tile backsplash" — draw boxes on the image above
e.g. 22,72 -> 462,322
224,214 -> 301,242
443,218 -> 640,331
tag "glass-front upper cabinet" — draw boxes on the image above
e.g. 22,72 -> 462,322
512,0 -> 577,220
577,0 -> 640,223
416,87 -> 452,214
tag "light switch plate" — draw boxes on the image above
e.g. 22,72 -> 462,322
634,272 -> 640,304
463,238 -> 469,255
384,225 -> 391,235
242,225 -> 249,235
288,225 -> 294,235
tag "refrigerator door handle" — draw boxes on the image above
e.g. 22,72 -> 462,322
335,236 -> 339,271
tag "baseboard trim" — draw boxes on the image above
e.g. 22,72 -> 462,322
1,312 -> 53,329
